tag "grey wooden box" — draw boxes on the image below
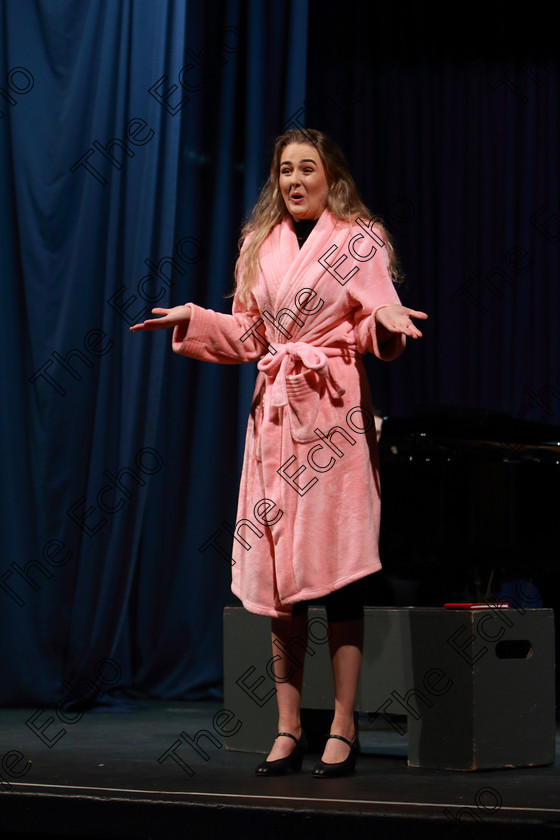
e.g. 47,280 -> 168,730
223,605 -> 556,770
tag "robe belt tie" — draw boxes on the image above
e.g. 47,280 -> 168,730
257,342 -> 348,408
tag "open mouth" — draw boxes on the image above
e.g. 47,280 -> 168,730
290,192 -> 304,202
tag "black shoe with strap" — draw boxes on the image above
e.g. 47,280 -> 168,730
255,731 -> 307,776
312,733 -> 360,778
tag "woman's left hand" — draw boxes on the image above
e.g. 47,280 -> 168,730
375,304 -> 428,339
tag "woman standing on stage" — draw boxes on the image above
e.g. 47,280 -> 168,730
131,128 -> 427,777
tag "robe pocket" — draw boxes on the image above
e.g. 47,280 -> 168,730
285,370 -> 339,443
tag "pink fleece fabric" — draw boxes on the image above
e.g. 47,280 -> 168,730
172,209 -> 405,618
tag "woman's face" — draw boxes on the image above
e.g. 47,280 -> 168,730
279,142 -> 329,220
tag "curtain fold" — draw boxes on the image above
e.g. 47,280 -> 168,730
0,0 -> 308,705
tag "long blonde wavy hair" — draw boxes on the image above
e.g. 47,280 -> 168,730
232,128 -> 403,306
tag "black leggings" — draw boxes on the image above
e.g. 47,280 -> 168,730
291,578 -> 365,622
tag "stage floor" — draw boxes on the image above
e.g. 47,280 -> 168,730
1,701 -> 559,839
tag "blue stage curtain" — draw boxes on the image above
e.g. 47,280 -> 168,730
0,0 -> 308,705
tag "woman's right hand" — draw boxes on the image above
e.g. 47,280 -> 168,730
129,305 -> 191,332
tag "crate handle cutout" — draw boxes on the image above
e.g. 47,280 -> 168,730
495,640 -> 532,659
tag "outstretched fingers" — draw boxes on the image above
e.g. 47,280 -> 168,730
406,322 -> 424,338
129,308 -> 172,331
401,308 -> 428,338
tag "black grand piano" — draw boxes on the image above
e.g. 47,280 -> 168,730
376,405 -> 560,604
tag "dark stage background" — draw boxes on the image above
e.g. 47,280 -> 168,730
1,1 -> 558,707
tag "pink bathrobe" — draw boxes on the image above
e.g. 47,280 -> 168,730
172,208 -> 405,618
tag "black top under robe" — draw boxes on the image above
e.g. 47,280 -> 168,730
292,217 -> 319,248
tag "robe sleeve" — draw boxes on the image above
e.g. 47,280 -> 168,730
171,292 -> 267,364
347,227 -> 406,361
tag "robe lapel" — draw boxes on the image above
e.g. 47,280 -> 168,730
257,218 -> 298,301
258,209 -> 346,343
